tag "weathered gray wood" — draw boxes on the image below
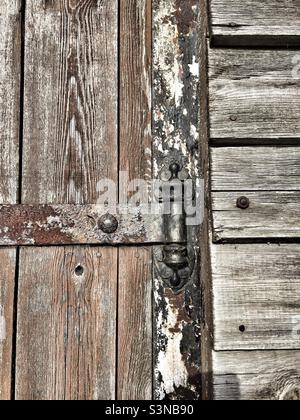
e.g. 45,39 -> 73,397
199,0 -> 213,402
17,0 -> 119,400
211,147 -> 300,191
0,0 -> 21,400
212,192 -> 300,241
118,248 -> 152,400
153,0 -> 202,400
213,351 -> 300,400
16,247 -> 117,400
211,243 -> 300,351
22,0 -> 118,204
0,249 -> 16,400
210,0 -> 300,47
209,49 -> 300,143
0,204 -> 168,246
118,0 -> 153,401
0,0 -> 21,204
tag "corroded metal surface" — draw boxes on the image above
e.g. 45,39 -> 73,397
0,205 -> 166,245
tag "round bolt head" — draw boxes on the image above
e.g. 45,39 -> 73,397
236,196 -> 250,210
98,214 -> 118,234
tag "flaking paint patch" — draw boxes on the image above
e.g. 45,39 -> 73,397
0,305 -> 6,341
154,288 -> 188,399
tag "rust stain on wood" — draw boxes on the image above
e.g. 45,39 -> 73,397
0,205 -> 166,245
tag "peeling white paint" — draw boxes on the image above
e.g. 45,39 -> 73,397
0,306 -> 6,342
154,2 -> 184,107
189,56 -> 199,77
154,287 -> 188,399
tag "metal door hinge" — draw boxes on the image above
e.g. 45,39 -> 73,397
154,162 -> 196,294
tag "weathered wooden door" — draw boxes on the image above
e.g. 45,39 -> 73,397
0,0 -> 204,400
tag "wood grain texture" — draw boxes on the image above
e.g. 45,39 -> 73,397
211,147 -> 300,191
211,243 -> 300,351
213,351 -> 300,400
17,0 -> 119,400
153,0 -> 202,400
212,191 -> 300,241
16,246 -> 117,400
209,49 -> 300,143
22,0 -> 118,204
119,0 -> 152,186
0,0 -> 21,400
0,249 -> 16,400
210,0 -> 300,47
0,0 -> 21,203
118,0 -> 153,401
118,248 -> 152,400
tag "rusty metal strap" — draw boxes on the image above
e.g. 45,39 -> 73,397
0,205 -> 167,246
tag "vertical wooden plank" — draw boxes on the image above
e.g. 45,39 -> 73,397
17,0 -> 119,400
16,247 -> 117,400
0,0 -> 21,400
22,0 -> 118,204
0,0 -> 21,204
118,248 -> 152,400
0,249 -> 16,400
153,0 -> 202,400
199,0 -> 213,401
118,0 -> 153,400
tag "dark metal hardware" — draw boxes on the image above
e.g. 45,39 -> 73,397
155,162 -> 194,293
98,213 -> 119,234
236,196 -> 250,210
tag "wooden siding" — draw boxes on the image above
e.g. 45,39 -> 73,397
213,351 -> 300,400
211,243 -> 300,351
209,0 -> 300,47
211,147 -> 300,241
209,49 -> 300,144
208,0 -> 300,401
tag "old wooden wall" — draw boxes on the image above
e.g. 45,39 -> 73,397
1,0 -> 299,401
208,0 -> 300,400
0,0 -> 202,400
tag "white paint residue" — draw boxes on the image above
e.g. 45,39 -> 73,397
154,3 -> 184,107
155,293 -> 188,399
189,56 -> 199,77
0,306 -> 6,342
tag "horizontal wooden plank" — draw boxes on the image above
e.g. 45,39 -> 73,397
0,205 -> 166,245
212,191 -> 300,241
210,0 -> 300,47
209,49 -> 300,143
213,351 -> 300,400
211,243 -> 300,350
211,147 -> 300,191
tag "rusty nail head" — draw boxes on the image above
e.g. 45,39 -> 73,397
98,214 -> 118,234
237,196 -> 250,210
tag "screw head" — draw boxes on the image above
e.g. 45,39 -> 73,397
169,162 -> 181,178
236,196 -> 250,210
98,214 -> 118,234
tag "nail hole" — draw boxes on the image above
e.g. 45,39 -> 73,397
75,265 -> 84,276
239,325 -> 246,333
